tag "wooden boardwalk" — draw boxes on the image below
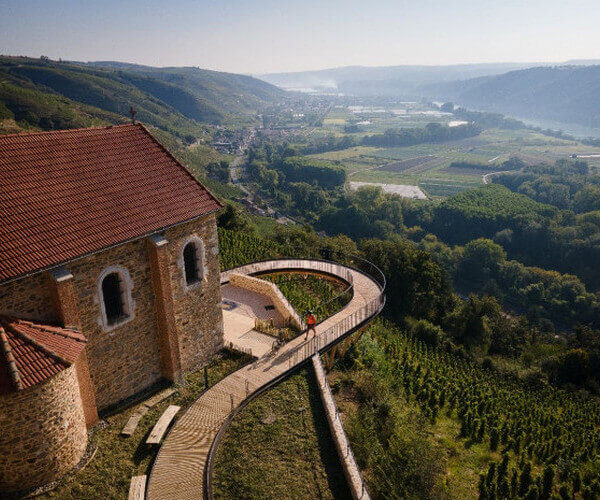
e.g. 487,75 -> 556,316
146,259 -> 384,500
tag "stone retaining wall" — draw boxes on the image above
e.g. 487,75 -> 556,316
312,354 -> 370,500
229,273 -> 304,330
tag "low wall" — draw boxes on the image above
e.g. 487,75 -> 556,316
311,354 -> 370,500
229,273 -> 304,330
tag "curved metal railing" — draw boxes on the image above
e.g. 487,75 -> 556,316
204,255 -> 385,500
221,253 -> 386,367
220,249 -> 386,322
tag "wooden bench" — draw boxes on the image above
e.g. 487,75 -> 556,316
146,405 -> 180,445
121,388 -> 175,437
121,413 -> 143,436
128,475 -> 146,500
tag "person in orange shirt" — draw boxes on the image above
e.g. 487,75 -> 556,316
305,310 -> 317,340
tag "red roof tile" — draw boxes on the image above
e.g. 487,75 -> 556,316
0,123 -> 222,283
0,316 -> 87,394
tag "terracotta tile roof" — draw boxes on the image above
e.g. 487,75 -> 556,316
0,315 -> 87,394
0,123 -> 222,283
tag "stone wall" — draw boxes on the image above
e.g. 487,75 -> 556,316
0,365 -> 88,492
69,237 -> 163,410
0,214 -> 224,410
229,272 -> 304,329
166,214 -> 224,372
311,354 -> 370,500
0,271 -> 56,322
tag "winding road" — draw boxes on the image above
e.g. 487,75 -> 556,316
146,258 -> 384,499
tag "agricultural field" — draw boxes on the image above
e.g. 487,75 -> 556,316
307,127 -> 600,199
321,103 -> 456,135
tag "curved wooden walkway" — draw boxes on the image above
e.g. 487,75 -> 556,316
146,259 -> 384,500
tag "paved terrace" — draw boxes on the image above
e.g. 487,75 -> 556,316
221,282 -> 283,357
146,259 -> 384,500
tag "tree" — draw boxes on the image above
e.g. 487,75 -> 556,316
407,318 -> 446,347
444,295 -> 502,349
217,203 -> 256,234
574,185 -> 600,213
360,238 -> 456,323
458,238 -> 506,285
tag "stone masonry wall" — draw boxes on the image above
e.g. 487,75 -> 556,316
69,237 -> 163,410
166,214 -> 224,372
0,271 -> 56,322
229,272 -> 304,329
0,214 -> 224,410
0,365 -> 88,492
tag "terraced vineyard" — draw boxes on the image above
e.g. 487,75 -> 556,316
339,320 -> 600,499
218,228 -> 280,270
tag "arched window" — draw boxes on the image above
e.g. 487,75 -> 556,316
183,243 -> 200,285
180,237 -> 206,289
102,273 -> 125,325
98,266 -> 134,330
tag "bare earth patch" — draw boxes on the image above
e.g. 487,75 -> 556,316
349,181 -> 427,199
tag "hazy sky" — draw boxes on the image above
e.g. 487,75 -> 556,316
1,0 -> 599,74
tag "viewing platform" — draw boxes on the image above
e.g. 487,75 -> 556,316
146,257 -> 385,500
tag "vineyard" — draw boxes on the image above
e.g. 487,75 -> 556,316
336,320 -> 600,499
263,273 -> 351,321
379,155 -> 441,173
218,228 -> 280,270
440,184 -> 557,221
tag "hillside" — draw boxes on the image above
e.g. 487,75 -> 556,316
422,65 -> 600,129
0,56 -> 284,138
258,62 -> 543,93
84,61 -> 285,119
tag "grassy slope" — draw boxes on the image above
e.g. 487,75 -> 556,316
212,368 -> 349,500
86,62 -> 285,119
0,80 -> 126,133
42,352 -> 249,499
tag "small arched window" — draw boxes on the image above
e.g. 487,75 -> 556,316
102,272 -> 126,325
184,243 -> 200,285
181,237 -> 205,289
98,266 -> 134,330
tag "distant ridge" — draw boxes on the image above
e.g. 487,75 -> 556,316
257,60 -> 599,96
0,56 -> 283,138
421,65 -> 600,129
257,62 -> 547,92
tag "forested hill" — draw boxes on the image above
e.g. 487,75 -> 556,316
0,56 -> 284,138
258,62 -> 539,91
84,61 -> 284,116
422,65 -> 600,129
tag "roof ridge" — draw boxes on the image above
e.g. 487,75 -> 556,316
0,324 -> 23,391
0,122 -> 133,140
136,123 -> 223,210
2,319 -> 73,367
